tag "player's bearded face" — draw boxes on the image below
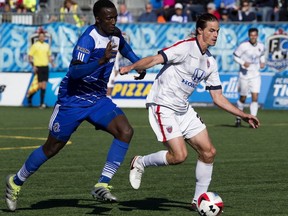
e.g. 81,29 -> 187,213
203,21 -> 219,46
97,8 -> 117,36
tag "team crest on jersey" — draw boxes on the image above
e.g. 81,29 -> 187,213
265,29 -> 288,72
166,126 -> 173,133
53,122 -> 60,133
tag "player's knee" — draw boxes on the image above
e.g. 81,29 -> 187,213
202,147 -> 216,163
117,124 -> 134,142
169,151 -> 187,165
43,136 -> 66,158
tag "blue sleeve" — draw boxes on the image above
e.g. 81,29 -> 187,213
70,35 -> 103,79
69,61 -> 102,79
71,35 -> 94,63
119,41 -> 140,63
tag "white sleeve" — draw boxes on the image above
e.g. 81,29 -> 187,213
233,43 -> 245,66
260,44 -> 265,63
163,42 -> 189,64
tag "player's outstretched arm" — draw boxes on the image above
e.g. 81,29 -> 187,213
120,54 -> 164,76
210,89 -> 260,128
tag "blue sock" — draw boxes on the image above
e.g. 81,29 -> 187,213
14,146 -> 48,186
98,139 -> 129,184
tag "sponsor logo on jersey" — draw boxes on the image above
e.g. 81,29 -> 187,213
266,29 -> 288,72
192,68 -> 206,82
76,45 -> 90,54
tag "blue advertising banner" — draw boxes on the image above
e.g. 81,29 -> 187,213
1,22 -> 287,75
25,72 -> 273,108
264,74 -> 288,109
23,72 -> 66,107
189,73 -> 274,105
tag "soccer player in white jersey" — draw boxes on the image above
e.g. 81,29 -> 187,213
233,28 -> 265,127
120,13 -> 260,212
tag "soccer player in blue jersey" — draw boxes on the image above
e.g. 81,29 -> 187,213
5,0 -> 145,211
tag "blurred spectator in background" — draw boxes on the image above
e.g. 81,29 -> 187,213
59,0 -> 85,27
277,0 -> 288,21
219,8 -> 231,22
170,3 -> 189,22
162,0 -> 175,21
239,0 -> 256,22
28,31 -> 55,108
2,0 -> 12,22
185,0 -> 208,21
163,0 -> 175,8
117,3 -> 133,23
207,2 -> 221,20
220,0 -> 238,11
230,0 -> 256,22
22,0 -> 36,12
138,3 -> 157,22
150,0 -> 163,11
157,10 -> 167,23
0,0 -> 5,12
254,0 -> 277,21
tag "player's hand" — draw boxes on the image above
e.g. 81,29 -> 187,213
99,41 -> 117,65
242,114 -> 260,128
134,69 -> 146,80
33,66 -> 38,74
243,62 -> 250,68
119,66 -> 132,75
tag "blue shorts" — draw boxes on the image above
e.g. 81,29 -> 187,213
48,97 -> 124,141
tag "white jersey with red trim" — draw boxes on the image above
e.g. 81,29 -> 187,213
146,38 -> 222,113
233,41 -> 265,79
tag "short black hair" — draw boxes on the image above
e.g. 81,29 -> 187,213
248,28 -> 258,35
93,0 -> 116,18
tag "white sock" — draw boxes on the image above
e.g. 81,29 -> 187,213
237,100 -> 244,111
250,102 -> 258,116
192,160 -> 213,203
236,100 -> 245,120
141,150 -> 168,167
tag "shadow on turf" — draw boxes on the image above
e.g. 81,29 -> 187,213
118,197 -> 192,212
3,197 -> 195,215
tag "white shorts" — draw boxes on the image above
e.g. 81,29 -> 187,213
148,104 -> 206,142
238,76 -> 261,96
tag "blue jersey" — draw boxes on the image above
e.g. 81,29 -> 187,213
57,25 -> 138,107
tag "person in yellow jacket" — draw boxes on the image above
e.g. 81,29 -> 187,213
23,0 -> 36,12
60,0 -> 85,27
28,32 -> 55,108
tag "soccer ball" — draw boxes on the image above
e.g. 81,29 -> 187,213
197,192 -> 224,216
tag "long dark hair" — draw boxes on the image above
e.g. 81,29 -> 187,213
195,13 -> 219,36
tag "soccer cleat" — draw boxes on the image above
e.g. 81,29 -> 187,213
129,156 -> 144,190
190,200 -> 198,212
5,174 -> 21,211
39,104 -> 47,109
235,118 -> 241,127
91,183 -> 117,202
